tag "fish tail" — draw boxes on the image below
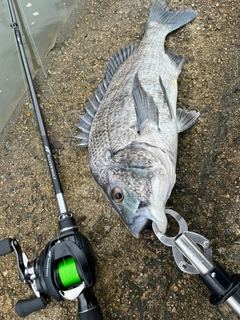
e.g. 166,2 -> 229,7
147,0 -> 197,33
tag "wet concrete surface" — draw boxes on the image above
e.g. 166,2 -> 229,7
0,0 -> 239,319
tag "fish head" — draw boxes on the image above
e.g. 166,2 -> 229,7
98,146 -> 176,238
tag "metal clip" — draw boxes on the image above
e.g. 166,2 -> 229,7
153,209 -> 188,246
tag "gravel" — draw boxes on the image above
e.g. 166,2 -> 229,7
0,0 -> 239,319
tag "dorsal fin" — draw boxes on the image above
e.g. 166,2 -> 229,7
107,44 -> 136,76
75,43 -> 137,147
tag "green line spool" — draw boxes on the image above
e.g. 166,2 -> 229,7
58,257 -> 82,288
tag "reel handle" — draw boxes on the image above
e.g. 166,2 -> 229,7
0,238 -> 14,256
15,295 -> 49,318
78,288 -> 103,320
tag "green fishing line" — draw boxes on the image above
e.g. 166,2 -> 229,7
58,257 -> 81,288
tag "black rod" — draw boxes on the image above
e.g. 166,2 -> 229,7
7,0 -> 68,217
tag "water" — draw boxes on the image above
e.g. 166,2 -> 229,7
0,0 -> 78,133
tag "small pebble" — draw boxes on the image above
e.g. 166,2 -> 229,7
104,226 -> 111,232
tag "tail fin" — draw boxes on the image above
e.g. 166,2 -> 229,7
147,0 -> 197,33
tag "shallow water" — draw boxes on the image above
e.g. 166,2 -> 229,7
0,0 -> 78,133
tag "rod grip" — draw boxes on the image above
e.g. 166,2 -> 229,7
0,238 -> 14,256
77,289 -> 103,320
15,296 -> 48,318
78,304 -> 103,320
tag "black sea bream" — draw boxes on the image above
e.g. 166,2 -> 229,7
75,0 -> 199,237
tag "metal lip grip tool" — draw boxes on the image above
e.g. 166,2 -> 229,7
153,209 -> 240,317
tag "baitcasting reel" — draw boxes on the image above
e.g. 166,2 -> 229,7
0,213 -> 102,319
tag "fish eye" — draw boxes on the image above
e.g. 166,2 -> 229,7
111,187 -> 124,203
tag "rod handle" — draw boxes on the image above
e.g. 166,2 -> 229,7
77,289 -> 103,320
0,238 -> 14,256
78,304 -> 103,320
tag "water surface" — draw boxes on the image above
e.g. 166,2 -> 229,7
0,0 -> 78,133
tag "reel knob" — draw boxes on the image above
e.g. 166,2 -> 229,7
15,294 -> 49,318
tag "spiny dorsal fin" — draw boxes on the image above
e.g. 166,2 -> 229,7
75,43 -> 137,147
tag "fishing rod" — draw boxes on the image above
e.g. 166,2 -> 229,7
0,0 -> 104,318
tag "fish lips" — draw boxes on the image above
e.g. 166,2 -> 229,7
130,203 -> 168,238
130,205 -> 151,238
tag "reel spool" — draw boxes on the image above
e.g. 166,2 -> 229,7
58,257 -> 82,289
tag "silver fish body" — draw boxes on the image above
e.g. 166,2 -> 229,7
75,0 -> 199,237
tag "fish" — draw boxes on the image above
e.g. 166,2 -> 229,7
75,0 -> 200,238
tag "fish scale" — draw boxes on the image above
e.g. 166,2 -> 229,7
75,0 -> 200,237
137,30 -> 181,113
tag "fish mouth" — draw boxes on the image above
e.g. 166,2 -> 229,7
130,201 -> 150,238
130,201 -> 167,238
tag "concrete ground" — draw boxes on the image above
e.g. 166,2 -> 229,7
0,0 -> 239,319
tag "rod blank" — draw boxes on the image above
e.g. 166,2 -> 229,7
7,0 -> 67,216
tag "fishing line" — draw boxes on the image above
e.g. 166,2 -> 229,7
58,256 -> 82,288
17,0 -> 73,135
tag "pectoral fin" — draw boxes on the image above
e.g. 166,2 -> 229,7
132,73 -> 158,134
159,76 -> 174,118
